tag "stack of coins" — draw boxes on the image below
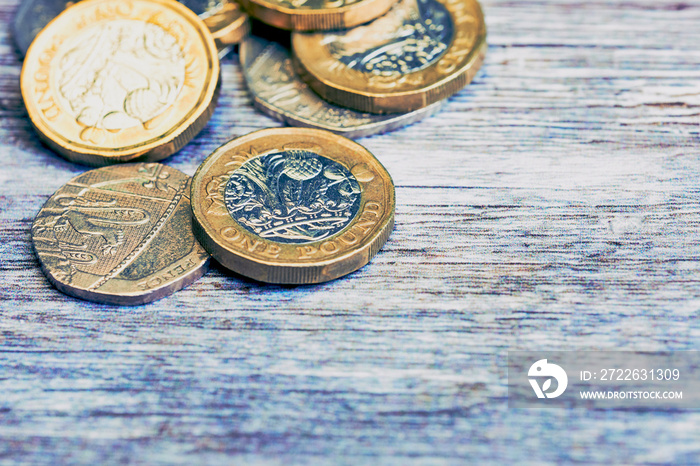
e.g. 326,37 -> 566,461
239,0 -> 487,134
17,0 -> 485,304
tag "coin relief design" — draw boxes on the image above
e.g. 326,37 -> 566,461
13,0 -> 234,58
245,40 -> 374,127
20,0 -> 220,166
224,150 -> 361,243
56,20 -> 186,132
32,164 -> 209,304
328,0 -> 453,75
292,0 -> 486,113
240,37 -> 445,137
191,128 -> 395,284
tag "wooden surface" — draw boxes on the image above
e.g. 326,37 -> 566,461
2,0 -> 700,463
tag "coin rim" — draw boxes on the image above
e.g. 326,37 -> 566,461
12,0 -> 68,58
190,127 -> 396,284
291,0 -> 487,113
240,36 -> 446,138
31,163 -> 211,305
20,0 -> 221,166
204,2 -> 251,45
238,0 -> 397,30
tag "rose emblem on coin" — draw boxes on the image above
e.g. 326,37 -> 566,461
224,150 -> 361,243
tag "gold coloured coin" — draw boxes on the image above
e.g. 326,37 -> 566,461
237,0 -> 397,31
191,128 -> 395,284
292,0 -> 486,113
13,0 -> 242,58
32,163 -> 210,305
240,35 -> 445,138
203,2 -> 251,47
21,0 -> 220,166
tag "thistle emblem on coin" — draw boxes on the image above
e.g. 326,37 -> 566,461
223,150 -> 362,243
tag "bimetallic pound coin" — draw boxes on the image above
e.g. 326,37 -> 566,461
191,128 -> 395,284
293,0 -> 487,113
13,0 -> 234,58
240,36 -> 444,138
32,164 -> 210,305
237,0 -> 397,31
20,0 -> 220,166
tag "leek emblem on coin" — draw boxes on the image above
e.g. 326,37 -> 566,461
191,128 -> 395,284
240,36 -> 444,138
293,0 -> 486,113
20,0 -> 220,166
32,164 -> 210,305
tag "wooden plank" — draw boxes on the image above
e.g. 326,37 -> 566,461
1,0 -> 700,463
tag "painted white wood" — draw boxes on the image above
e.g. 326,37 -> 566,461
1,0 -> 700,463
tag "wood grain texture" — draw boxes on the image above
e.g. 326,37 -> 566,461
2,0 -> 700,463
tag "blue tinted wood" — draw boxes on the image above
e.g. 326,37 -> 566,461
2,0 -> 700,463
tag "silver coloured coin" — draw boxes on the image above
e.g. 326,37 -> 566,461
239,36 -> 445,139
224,150 -> 362,243
13,0 -> 227,58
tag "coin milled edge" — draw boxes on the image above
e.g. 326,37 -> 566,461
32,164 -> 210,305
20,0 -> 221,166
238,0 -> 398,31
292,0 -> 487,113
240,36 -> 446,138
190,128 -> 396,284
